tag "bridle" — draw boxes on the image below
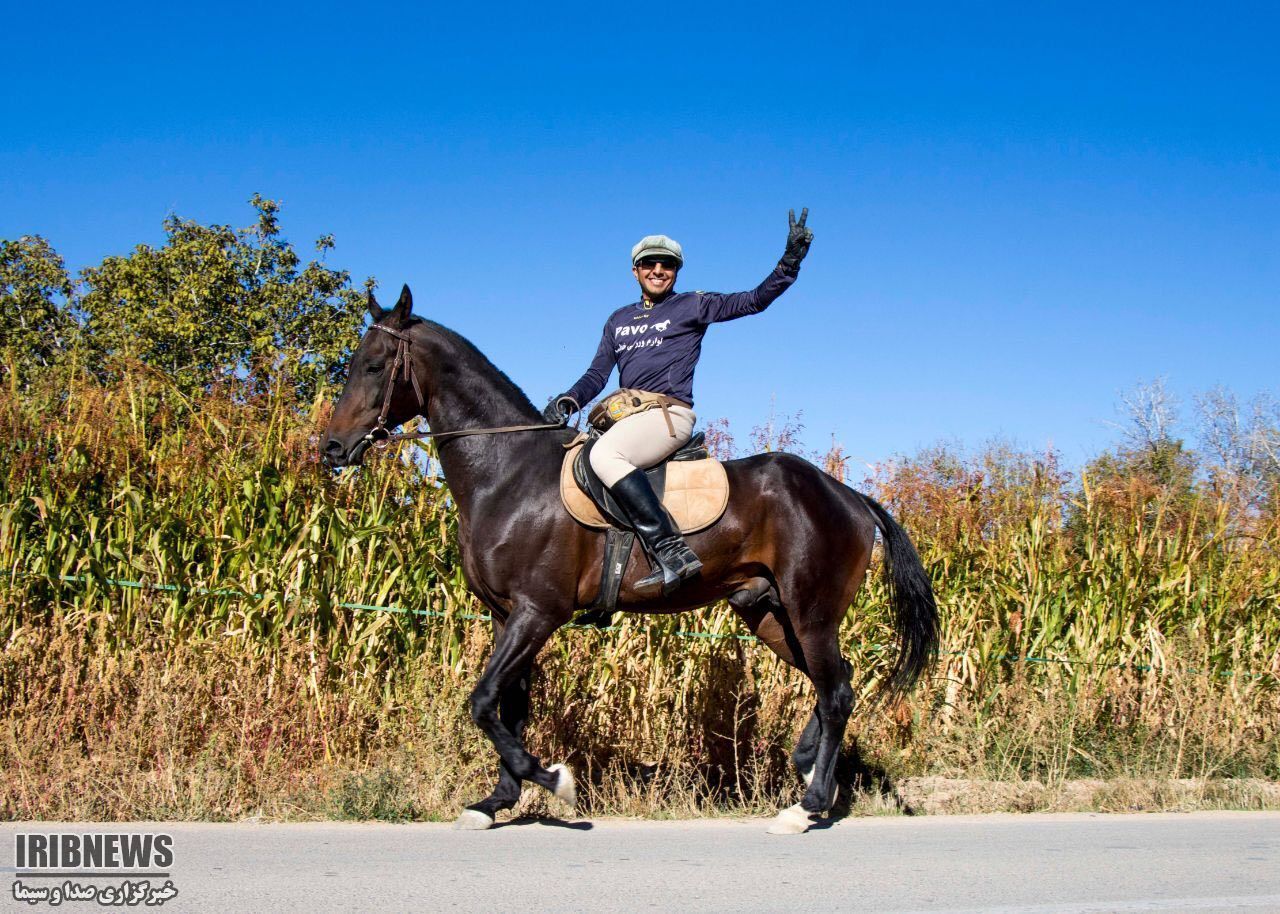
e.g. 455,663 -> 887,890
359,323 -> 575,450
362,323 -> 425,449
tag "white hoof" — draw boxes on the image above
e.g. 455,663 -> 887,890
453,809 -> 495,831
547,763 -> 577,808
767,803 -> 817,836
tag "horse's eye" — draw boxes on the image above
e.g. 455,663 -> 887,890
367,363 -> 384,374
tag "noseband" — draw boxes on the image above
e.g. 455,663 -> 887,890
359,323 -> 575,450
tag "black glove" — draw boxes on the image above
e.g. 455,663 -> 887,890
778,207 -> 813,275
542,394 -> 578,424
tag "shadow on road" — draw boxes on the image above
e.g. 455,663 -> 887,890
494,816 -> 595,831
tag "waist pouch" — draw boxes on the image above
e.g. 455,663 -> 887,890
588,389 -> 690,436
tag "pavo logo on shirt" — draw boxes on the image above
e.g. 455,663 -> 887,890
615,319 -> 670,338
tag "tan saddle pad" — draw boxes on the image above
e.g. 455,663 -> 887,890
559,442 -> 730,533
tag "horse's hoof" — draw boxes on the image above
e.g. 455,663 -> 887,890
547,763 -> 577,807
767,803 -> 816,836
453,809 -> 495,831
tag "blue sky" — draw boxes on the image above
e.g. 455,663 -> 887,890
4,1 -> 1277,470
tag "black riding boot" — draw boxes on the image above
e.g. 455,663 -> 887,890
608,469 -> 703,595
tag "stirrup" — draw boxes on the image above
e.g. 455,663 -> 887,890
637,543 -> 703,595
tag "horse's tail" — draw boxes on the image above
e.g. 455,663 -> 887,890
857,493 -> 940,704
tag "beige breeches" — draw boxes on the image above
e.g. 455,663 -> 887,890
589,405 -> 696,487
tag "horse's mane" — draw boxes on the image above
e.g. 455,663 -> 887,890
414,318 -> 541,420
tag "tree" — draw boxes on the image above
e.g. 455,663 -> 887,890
1084,379 -> 1198,530
1108,377 -> 1196,491
78,195 -> 368,401
1196,386 -> 1280,514
0,235 -> 75,385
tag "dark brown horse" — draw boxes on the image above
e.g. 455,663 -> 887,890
323,285 -> 939,834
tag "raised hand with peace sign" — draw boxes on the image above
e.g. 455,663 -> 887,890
779,207 -> 813,275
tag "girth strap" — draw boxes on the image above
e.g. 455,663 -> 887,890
574,527 -> 637,628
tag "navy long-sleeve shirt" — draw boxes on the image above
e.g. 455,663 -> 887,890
564,266 -> 797,409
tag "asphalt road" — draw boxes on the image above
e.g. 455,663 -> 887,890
3,812 -> 1279,913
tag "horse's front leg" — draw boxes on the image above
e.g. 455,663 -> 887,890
455,663 -> 531,829
454,609 -> 574,830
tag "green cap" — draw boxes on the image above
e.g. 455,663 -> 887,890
631,234 -> 684,267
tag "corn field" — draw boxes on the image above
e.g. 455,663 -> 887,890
2,364 -> 1278,821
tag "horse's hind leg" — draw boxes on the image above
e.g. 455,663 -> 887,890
779,641 -> 853,833
791,709 -> 821,786
732,585 -> 855,834
730,583 -> 819,787
758,616 -> 853,834
456,664 -> 531,830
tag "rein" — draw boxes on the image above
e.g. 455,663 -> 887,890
362,324 -> 576,449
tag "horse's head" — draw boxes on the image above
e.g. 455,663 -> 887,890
323,284 -> 422,467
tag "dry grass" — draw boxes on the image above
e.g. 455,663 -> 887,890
2,614 -> 1275,822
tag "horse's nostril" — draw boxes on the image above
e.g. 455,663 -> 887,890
324,439 -> 344,456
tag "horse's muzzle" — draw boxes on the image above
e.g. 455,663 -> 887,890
323,436 -> 370,468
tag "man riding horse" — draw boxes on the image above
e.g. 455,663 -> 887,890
323,205 -> 936,835
543,209 -> 814,595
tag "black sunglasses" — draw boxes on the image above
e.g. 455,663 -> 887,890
637,257 -> 679,270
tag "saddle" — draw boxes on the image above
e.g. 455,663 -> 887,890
559,432 -> 730,533
559,432 -> 729,627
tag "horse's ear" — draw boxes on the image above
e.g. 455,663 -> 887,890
367,291 -> 385,322
392,284 -> 413,324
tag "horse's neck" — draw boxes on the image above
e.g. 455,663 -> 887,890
415,327 -> 560,515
